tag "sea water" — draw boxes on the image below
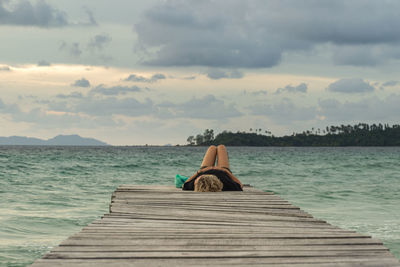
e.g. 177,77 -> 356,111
0,146 -> 399,266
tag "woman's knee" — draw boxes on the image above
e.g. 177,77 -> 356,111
208,145 -> 217,151
217,144 -> 226,150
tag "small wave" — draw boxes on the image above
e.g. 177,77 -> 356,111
111,163 -> 140,168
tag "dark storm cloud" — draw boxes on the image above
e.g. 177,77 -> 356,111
124,73 -> 166,83
71,78 -> 91,88
0,0 -> 68,27
135,0 -> 400,68
89,85 -> 141,96
205,69 -> 244,80
275,83 -> 308,94
88,33 -> 111,50
248,98 -> 316,124
327,78 -> 375,93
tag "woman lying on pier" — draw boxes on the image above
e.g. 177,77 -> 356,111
183,145 -> 243,192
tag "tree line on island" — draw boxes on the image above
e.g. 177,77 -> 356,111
186,123 -> 400,146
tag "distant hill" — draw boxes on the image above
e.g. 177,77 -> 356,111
0,134 -> 109,146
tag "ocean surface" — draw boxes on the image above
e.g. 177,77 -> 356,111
0,146 -> 399,266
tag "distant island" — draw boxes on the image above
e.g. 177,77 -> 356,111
186,123 -> 400,146
0,134 -> 109,146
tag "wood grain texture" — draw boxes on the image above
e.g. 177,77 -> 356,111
31,185 -> 400,267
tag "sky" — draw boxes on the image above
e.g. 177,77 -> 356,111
1,0 -> 399,145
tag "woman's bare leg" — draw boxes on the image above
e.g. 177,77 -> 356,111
216,145 -> 230,170
200,145 -> 217,168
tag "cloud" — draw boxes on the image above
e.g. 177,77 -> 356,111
88,33 -> 112,50
157,95 -> 242,120
59,41 -> 82,57
183,76 -> 196,80
0,0 -> 68,27
332,45 -> 383,66
75,97 -> 153,117
38,93 -> 153,118
37,60 -> 51,66
327,78 -> 375,93
0,65 -> 11,71
89,85 -> 141,95
83,6 -> 97,26
71,78 -> 91,88
205,69 -> 244,80
135,1 -> 400,68
56,92 -> 84,99
248,98 -> 316,124
6,104 -> 121,129
244,90 -> 268,96
0,97 -> 22,114
319,94 -> 400,122
382,80 -> 399,87
124,73 -> 166,83
60,34 -> 112,60
275,83 -> 307,94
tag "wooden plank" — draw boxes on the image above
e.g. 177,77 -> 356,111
42,250 -> 393,259
108,208 -> 316,220
60,237 -> 384,246
31,261 -> 400,267
70,234 -> 368,239
88,223 -> 334,230
109,205 -> 312,218
109,203 -> 304,213
51,245 -> 389,252
91,219 -> 333,230
103,213 -> 325,223
80,227 -> 350,233
111,201 -> 299,209
31,256 -> 400,267
32,185 -> 400,267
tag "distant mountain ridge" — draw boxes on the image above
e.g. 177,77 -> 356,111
0,134 -> 109,146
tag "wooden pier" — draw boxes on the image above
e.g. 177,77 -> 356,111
32,185 -> 400,266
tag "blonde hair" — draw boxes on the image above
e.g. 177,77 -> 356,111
194,174 -> 223,192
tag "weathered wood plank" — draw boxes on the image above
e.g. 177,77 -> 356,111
87,223 -> 338,230
42,250 -> 392,259
71,234 -> 369,240
31,256 -> 400,267
60,237 -> 385,246
109,205 -> 312,218
111,201 -> 299,209
80,227 -> 351,233
88,219 -> 338,228
51,245 -> 389,252
52,244 -> 389,252
102,214 -> 324,224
